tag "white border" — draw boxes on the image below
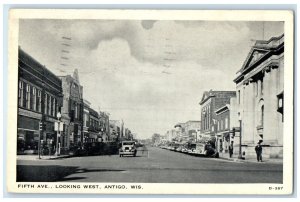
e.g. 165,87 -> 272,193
6,9 -> 294,195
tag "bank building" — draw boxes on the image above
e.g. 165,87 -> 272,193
233,34 -> 284,159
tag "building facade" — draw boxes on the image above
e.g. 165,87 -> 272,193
99,111 -> 110,141
88,108 -> 100,142
83,99 -> 91,143
165,129 -> 178,142
59,69 -> 84,149
17,47 -> 63,154
214,97 -> 240,156
199,90 -> 236,147
109,120 -> 123,141
233,34 -> 284,158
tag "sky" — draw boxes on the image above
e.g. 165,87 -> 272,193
18,20 -> 284,139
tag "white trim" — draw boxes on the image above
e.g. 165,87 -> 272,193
18,108 -> 42,119
17,128 -> 39,132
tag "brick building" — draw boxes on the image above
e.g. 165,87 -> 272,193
17,47 -> 63,154
199,90 -> 236,147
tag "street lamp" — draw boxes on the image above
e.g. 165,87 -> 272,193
238,113 -> 243,159
55,112 -> 62,156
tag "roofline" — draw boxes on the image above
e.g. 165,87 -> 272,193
199,90 -> 236,105
235,34 -> 284,77
19,47 -> 61,83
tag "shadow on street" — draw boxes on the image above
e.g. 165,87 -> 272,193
17,165 -> 126,182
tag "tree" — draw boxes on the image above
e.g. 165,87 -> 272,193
152,133 -> 161,144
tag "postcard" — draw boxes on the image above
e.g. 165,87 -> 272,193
6,9 -> 294,194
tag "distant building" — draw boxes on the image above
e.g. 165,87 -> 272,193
199,90 -> 236,147
110,120 -> 124,141
233,34 -> 284,158
59,69 -> 84,148
174,121 -> 201,142
17,47 -> 63,154
165,129 -> 177,142
125,128 -> 133,140
99,111 -> 110,141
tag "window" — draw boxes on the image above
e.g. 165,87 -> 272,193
217,121 -> 220,131
277,92 -> 284,122
225,117 -> 228,129
238,90 -> 241,104
37,90 -> 41,112
18,81 -> 24,107
54,98 -> 57,117
261,105 -> 264,126
32,87 -> 36,111
48,95 -> 51,115
26,84 -> 31,109
75,104 -> 78,119
255,82 -> 258,96
221,120 -> 223,130
45,94 -> 48,114
208,105 -> 210,127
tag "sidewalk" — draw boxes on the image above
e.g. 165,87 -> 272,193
17,154 -> 71,161
218,155 -> 283,164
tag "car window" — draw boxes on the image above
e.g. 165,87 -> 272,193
122,142 -> 135,146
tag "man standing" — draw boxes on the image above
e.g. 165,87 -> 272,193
255,142 -> 263,162
229,141 -> 234,158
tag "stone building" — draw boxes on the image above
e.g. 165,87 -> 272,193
17,47 -> 63,154
199,90 -> 236,147
59,69 -> 84,148
233,34 -> 284,159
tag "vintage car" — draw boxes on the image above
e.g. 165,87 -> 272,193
187,143 -> 219,158
119,141 -> 137,157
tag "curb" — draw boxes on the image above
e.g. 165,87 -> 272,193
17,154 -> 73,161
218,157 -> 283,164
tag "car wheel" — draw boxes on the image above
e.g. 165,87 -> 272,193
119,154 -> 122,157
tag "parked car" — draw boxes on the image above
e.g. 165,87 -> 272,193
119,141 -> 137,157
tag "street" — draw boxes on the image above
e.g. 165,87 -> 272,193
17,146 -> 283,183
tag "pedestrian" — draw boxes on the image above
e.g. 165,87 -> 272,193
229,142 -> 234,158
255,142 -> 263,162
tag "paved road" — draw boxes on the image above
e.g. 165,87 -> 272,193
17,146 -> 283,183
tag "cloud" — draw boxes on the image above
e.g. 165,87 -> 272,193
18,19 -> 284,138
